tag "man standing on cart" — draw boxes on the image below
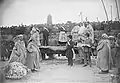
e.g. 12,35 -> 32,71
58,26 -> 67,56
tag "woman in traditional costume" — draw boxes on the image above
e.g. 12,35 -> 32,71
30,27 -> 41,47
97,33 -> 113,74
2,35 -> 28,79
8,35 -> 27,65
30,27 -> 42,61
26,34 -> 41,72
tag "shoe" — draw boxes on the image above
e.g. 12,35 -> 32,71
83,64 -> 87,67
34,68 -> 40,72
104,70 -> 109,73
90,65 -> 92,67
70,64 -> 73,66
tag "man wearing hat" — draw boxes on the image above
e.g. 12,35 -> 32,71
42,27 -> 49,46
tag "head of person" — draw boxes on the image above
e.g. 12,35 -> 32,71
36,27 -> 40,33
101,33 -> 108,40
30,27 -> 36,35
84,22 -> 87,27
13,34 -> 23,43
19,34 -> 24,40
67,35 -> 72,41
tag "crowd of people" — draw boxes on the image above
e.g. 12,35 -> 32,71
0,21 -> 120,82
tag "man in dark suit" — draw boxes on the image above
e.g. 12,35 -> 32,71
42,27 -> 49,46
66,35 -> 74,66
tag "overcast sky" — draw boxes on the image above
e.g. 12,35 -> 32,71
0,0 -> 120,26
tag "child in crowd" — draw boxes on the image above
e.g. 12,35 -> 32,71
66,35 -> 74,66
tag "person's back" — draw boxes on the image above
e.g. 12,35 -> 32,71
43,28 -> 49,38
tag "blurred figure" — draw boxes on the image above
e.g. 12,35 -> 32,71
26,35 -> 41,72
91,38 -> 98,57
6,41 -> 14,60
66,35 -> 74,66
0,69 -> 6,83
109,36 -> 117,67
1,40 -> 8,61
97,33 -> 112,74
58,26 -> 67,46
82,33 -> 92,67
58,27 -> 67,56
8,35 -> 27,65
30,27 -> 41,47
42,27 -> 49,46
77,38 -> 84,64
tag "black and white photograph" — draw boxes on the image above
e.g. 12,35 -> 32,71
0,0 -> 120,83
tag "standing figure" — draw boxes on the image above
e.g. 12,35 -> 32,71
82,33 -> 92,67
1,41 -> 8,61
30,27 -> 41,47
66,35 -> 74,66
26,35 -> 41,72
97,33 -> 112,74
115,33 -> 120,75
42,27 -> 49,46
77,38 -> 84,64
0,68 -> 6,83
58,27 -> 67,46
8,35 -> 27,65
109,36 -> 117,67
58,27 -> 67,56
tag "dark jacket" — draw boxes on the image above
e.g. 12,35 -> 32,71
42,29 -> 49,39
66,40 -> 74,58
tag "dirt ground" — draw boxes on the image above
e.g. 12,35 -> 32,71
0,59 -> 116,83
